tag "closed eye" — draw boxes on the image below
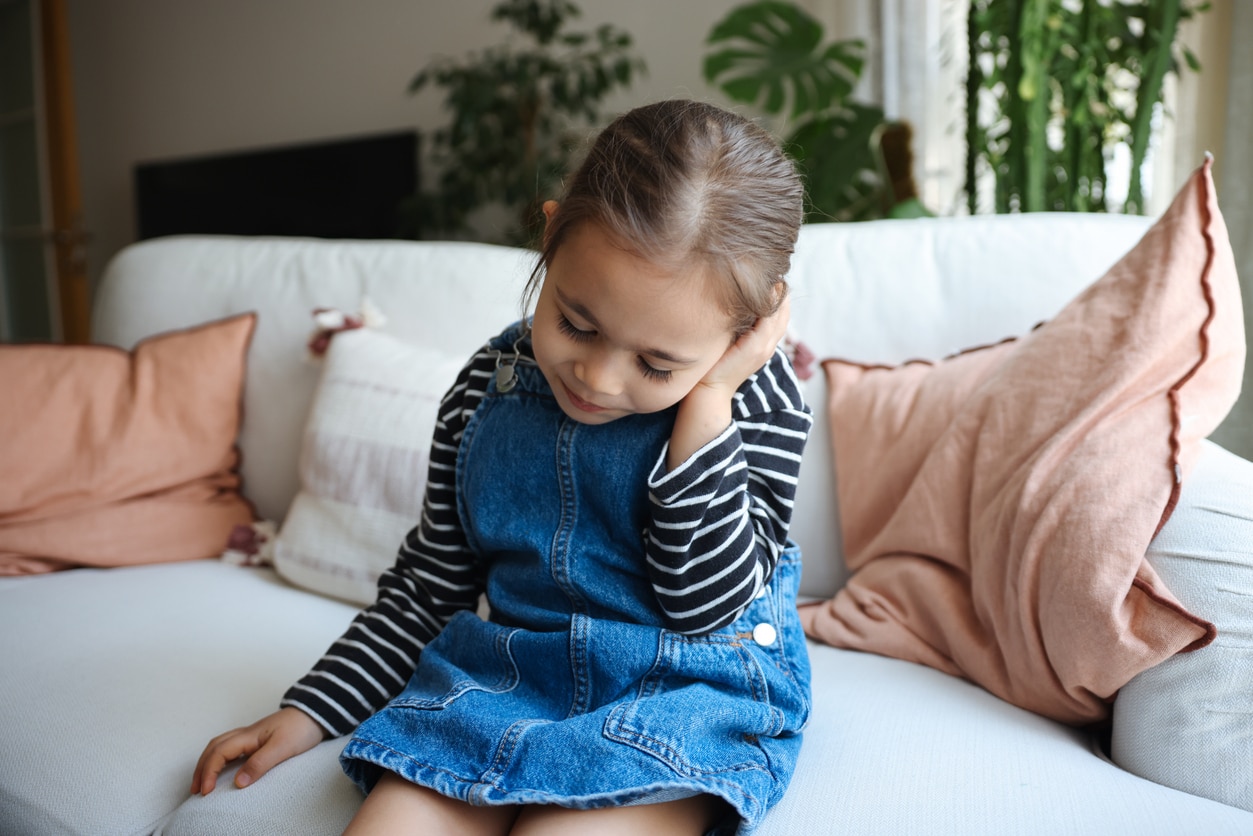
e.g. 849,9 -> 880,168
636,358 -> 672,383
557,312 -> 595,342
559,311 -> 672,383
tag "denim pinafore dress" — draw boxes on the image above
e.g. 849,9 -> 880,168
339,327 -> 811,833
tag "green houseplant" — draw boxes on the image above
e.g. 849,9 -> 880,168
966,0 -> 1210,214
408,0 -> 644,243
703,1 -> 919,222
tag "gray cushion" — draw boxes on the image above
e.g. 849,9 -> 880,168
0,561 -> 358,836
1112,440 -> 1253,812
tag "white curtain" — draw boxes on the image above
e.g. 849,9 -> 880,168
1209,1 -> 1253,458
807,0 -> 968,215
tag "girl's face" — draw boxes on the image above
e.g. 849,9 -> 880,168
532,221 -> 736,425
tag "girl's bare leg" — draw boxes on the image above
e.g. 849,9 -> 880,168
511,794 -> 725,836
343,773 -> 518,836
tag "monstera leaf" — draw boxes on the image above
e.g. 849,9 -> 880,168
704,1 -> 866,119
702,1 -> 907,221
786,103 -> 885,222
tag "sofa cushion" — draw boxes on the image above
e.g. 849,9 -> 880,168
154,642 -> 1253,835
1112,441 -> 1253,812
758,646 -> 1253,834
0,560 -> 360,836
157,738 -> 359,836
799,159 -> 1245,724
273,328 -> 467,605
0,314 -> 257,574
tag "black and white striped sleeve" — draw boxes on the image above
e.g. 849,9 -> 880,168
279,346 -> 498,738
644,350 -> 812,635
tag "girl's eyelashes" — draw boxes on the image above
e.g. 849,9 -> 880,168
636,358 -> 673,383
556,312 -> 595,342
557,312 -> 674,383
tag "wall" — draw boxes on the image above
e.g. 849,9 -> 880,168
65,0 -> 752,289
63,0 -> 1253,458
1209,0 -> 1253,458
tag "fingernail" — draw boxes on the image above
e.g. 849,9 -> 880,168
236,772 -> 252,788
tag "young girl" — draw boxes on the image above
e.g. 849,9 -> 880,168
193,99 -> 813,836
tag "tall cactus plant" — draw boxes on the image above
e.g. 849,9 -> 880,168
966,0 -> 1208,215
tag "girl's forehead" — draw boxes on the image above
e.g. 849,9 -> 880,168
558,224 -> 723,294
548,226 -> 736,351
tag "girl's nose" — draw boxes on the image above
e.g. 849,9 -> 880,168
574,349 -> 625,397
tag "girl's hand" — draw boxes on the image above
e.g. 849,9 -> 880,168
667,292 -> 790,470
699,292 -> 792,398
191,706 -> 325,796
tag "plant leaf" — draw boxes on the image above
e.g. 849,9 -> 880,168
703,1 -> 864,119
787,103 -> 885,221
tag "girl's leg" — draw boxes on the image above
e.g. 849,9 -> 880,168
510,794 -> 726,836
343,772 -> 518,836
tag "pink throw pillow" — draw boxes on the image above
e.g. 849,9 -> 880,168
0,314 -> 258,574
799,160 -> 1245,724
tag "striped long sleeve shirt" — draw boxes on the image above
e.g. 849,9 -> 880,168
281,336 -> 812,738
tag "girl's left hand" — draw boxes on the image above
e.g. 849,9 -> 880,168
666,290 -> 790,471
698,291 -> 791,397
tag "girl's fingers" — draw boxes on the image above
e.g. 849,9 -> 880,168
191,708 -> 324,796
235,734 -> 304,788
192,731 -> 259,795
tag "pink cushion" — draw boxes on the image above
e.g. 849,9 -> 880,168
799,160 -> 1245,724
0,314 -> 258,574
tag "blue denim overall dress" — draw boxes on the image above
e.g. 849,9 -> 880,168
339,328 -> 811,833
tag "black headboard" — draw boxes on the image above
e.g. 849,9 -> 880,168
134,130 -> 418,240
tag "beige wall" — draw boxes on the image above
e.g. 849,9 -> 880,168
65,0 -> 1251,458
1209,0 -> 1253,458
65,0 -> 750,288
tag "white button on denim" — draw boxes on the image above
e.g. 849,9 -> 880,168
752,623 -> 777,647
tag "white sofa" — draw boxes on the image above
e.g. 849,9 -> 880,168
3,214 -> 1252,835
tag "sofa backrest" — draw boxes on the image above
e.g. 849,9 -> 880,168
95,213 -> 1153,598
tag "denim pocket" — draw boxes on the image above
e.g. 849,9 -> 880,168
603,630 -> 780,777
746,548 -> 812,727
392,610 -> 521,709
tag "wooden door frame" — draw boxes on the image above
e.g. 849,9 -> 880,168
38,0 -> 89,343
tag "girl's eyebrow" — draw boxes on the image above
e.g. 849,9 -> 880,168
556,288 -> 697,366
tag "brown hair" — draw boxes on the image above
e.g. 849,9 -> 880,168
524,99 -> 803,334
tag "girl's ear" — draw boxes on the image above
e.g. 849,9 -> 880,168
541,200 -> 559,249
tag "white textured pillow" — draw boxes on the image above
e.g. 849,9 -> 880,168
1112,440 -> 1253,812
273,329 -> 466,605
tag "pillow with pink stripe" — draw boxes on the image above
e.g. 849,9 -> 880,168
274,328 -> 465,605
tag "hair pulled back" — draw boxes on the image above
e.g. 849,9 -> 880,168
527,99 -> 804,334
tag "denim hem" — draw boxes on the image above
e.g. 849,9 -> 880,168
340,737 -> 780,834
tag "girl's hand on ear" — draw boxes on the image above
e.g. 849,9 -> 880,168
698,291 -> 792,398
666,292 -> 790,471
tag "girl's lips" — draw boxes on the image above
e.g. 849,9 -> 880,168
563,382 -> 606,413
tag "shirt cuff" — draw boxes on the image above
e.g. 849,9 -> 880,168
647,421 -> 738,503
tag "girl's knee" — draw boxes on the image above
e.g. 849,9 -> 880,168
510,794 -> 727,836
344,773 -> 517,836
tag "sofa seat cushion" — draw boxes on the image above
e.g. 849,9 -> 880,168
156,738 -> 359,836
759,646 -> 1253,834
0,561 -> 359,836
153,641 -> 1253,835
